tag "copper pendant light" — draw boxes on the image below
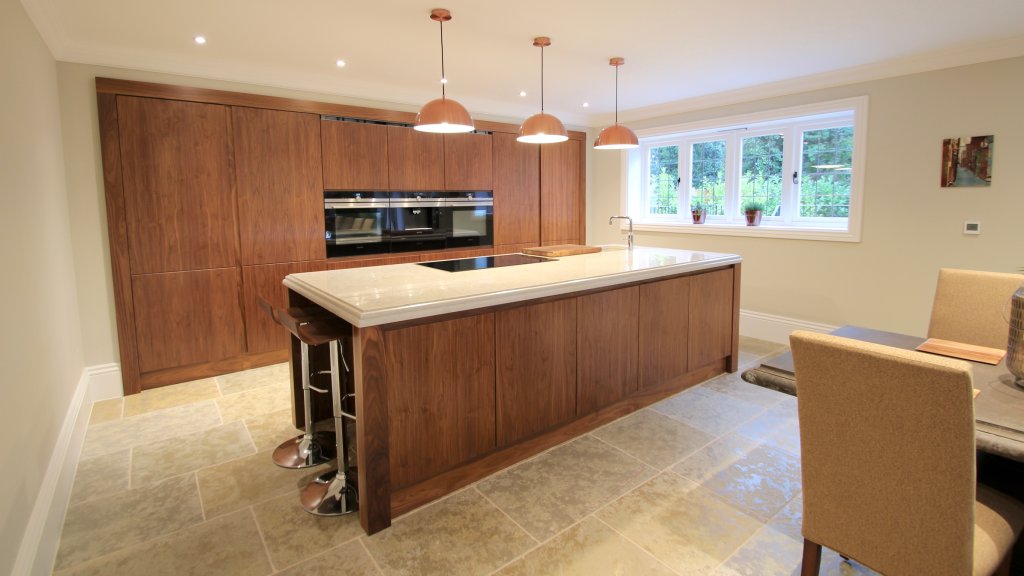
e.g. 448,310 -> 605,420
415,8 -> 474,134
594,57 -> 638,149
518,37 -> 568,144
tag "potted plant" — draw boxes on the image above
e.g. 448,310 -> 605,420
690,201 -> 707,224
742,200 -> 765,226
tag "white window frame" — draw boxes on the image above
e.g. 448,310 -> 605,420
622,96 -> 868,242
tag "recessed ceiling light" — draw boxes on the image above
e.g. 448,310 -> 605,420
336,59 -> 346,68
582,102 -> 589,107
193,35 -> 206,45
519,91 -> 527,97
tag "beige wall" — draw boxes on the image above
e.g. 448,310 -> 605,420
588,57 -> 1024,337
0,0 -> 83,571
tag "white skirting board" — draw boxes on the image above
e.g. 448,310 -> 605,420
739,309 -> 838,345
13,364 -> 122,576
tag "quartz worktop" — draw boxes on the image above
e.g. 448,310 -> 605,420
283,246 -> 742,327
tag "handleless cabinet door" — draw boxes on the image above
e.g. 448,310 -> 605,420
540,139 -> 581,245
639,275 -> 691,390
387,126 -> 444,190
117,96 -> 237,273
444,133 -> 492,190
132,268 -> 246,373
578,286 -> 639,413
492,133 -> 540,247
496,298 -> 577,446
242,260 -> 328,354
321,120 -> 389,190
688,267 -> 735,369
233,107 -> 325,265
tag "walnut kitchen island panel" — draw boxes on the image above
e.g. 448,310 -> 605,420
283,247 -> 742,534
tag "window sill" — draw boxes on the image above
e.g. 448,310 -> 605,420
633,222 -> 860,242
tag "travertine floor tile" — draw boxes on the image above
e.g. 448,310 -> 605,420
253,490 -> 365,570
217,381 -> 291,423
123,378 -> 221,418
736,397 -> 801,456
672,433 -> 763,484
217,362 -> 290,396
494,516 -> 676,576
54,474 -> 204,571
131,420 -> 256,487
701,372 -> 787,408
88,398 -> 122,425
476,435 -> 656,541
68,449 -> 130,504
700,444 -> 801,522
591,409 -> 715,469
245,408 -> 303,452
196,449 -> 328,519
275,540 -> 381,576
52,509 -> 271,576
653,387 -> 764,437
712,525 -> 803,576
737,337 -> 788,370
596,472 -> 762,575
363,488 -> 535,576
766,493 -> 803,543
81,400 -> 222,459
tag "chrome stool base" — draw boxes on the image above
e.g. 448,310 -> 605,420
271,431 -> 336,469
300,468 -> 358,516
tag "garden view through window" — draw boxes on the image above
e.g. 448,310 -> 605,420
629,97 -> 865,240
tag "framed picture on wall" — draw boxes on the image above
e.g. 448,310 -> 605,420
941,135 -> 994,187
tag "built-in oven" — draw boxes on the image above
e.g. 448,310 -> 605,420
387,192 -> 447,253
443,191 -> 493,248
324,191 -> 389,257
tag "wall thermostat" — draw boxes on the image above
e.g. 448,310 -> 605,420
963,221 -> 981,235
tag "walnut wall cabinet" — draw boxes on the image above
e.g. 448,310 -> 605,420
97,78 -> 586,395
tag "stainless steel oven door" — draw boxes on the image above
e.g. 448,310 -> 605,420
324,193 -> 389,257
388,192 -> 446,252
444,192 -> 493,248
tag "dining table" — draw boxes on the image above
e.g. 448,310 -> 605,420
742,325 -> 1024,463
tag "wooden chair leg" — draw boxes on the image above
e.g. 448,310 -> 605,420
801,538 -> 822,576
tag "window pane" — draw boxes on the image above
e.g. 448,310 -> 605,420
690,140 -> 726,215
648,145 -> 679,215
800,127 -> 853,218
740,134 -> 783,216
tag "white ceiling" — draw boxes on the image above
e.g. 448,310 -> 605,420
21,0 -> 1024,127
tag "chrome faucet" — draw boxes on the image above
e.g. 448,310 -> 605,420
608,215 -> 634,250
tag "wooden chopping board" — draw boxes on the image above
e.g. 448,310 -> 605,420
915,338 -> 1006,365
522,244 -> 602,258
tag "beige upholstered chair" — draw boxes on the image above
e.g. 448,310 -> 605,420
928,268 -> 1024,349
790,330 -> 1024,576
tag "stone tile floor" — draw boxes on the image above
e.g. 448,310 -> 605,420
52,337 -> 882,576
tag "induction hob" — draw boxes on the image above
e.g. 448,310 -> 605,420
418,253 -> 553,272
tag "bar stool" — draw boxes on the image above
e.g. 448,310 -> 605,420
300,336 -> 358,516
262,301 -> 342,469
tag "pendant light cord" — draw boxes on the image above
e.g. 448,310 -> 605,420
614,65 -> 619,125
439,19 -> 446,100
540,45 -> 545,113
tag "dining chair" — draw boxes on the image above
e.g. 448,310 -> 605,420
928,268 -> 1024,349
789,330 -> 1024,576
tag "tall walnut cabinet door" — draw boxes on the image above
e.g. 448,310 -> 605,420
540,139 -> 581,245
577,287 -> 639,413
321,120 -> 389,190
384,315 -> 496,489
639,276 -> 691,390
496,298 -> 577,446
688,267 -> 735,369
242,261 -> 328,354
233,107 -> 325,265
387,126 -> 444,190
492,133 -> 539,247
444,133 -> 492,190
116,96 -> 238,273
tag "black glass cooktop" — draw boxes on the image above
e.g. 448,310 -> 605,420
418,253 -> 553,272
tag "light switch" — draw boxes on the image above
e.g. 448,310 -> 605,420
963,221 -> 981,235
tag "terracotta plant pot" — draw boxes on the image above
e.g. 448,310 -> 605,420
691,209 -> 706,224
744,210 -> 762,226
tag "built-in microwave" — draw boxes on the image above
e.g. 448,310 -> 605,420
442,191 -> 493,248
387,192 -> 447,253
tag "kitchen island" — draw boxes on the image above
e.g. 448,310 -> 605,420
283,246 -> 742,533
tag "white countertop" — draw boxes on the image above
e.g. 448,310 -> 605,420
284,246 -> 742,327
